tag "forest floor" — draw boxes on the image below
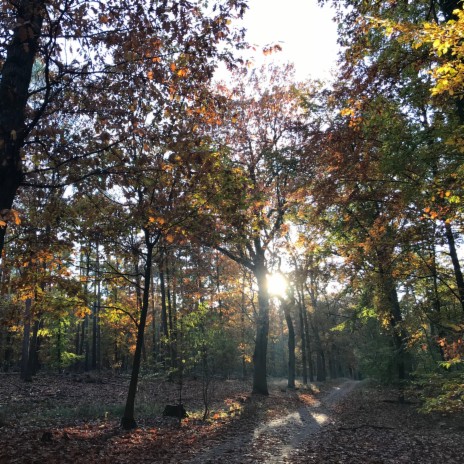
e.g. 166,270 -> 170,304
0,372 -> 463,463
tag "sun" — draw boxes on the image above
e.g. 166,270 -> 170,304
267,273 -> 288,298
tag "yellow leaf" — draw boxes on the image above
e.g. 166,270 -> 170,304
0,220 -> 6,227
170,62 -> 176,72
147,70 -> 154,80
340,108 -> 353,117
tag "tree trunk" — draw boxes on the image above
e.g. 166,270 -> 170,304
91,302 -> 98,370
444,222 -> 464,313
3,331 -> 13,372
151,271 -> 157,364
328,351 -> 337,379
429,234 -> 447,360
306,291 -> 324,382
57,319 -> 63,373
311,316 -> 326,382
27,318 -> 40,378
0,1 -> 45,256
302,301 -> 314,382
79,319 -> 85,356
240,273 -> 248,380
252,258 -> 270,395
316,350 -> 326,382
282,300 -> 296,389
159,252 -> 169,368
121,231 -> 155,430
20,298 -> 32,381
165,251 -> 177,369
297,297 -> 308,385
380,271 -> 410,401
84,315 -> 90,371
385,279 -> 407,381
83,249 -> 91,371
96,238 -> 101,370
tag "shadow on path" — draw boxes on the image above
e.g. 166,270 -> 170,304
188,380 -> 359,464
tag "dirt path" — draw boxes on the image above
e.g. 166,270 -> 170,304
3,375 -> 463,463
188,380 -> 359,463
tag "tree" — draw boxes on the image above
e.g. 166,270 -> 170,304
0,0 -> 247,256
280,293 -> 296,389
311,0 -> 464,391
1,187 -> 86,381
191,63 -> 309,394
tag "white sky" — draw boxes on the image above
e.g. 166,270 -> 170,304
239,0 -> 340,81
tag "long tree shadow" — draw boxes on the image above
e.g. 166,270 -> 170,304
187,381 -> 358,464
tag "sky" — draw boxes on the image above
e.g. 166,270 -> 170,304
239,0 -> 340,81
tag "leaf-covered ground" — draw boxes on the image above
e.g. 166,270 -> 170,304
0,373 -> 463,463
292,382 -> 464,464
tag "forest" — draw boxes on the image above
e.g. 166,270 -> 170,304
1,0 -> 464,462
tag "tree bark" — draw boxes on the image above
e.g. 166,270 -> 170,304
151,270 -> 157,363
27,318 -> 40,378
379,269 -> 411,401
297,295 -> 308,384
92,302 -> 98,370
444,222 -> 464,313
0,1 -> 45,256
282,299 -> 296,389
121,231 -> 155,430
301,298 -> 314,382
384,277 -> 407,381
165,250 -> 177,369
316,349 -> 326,382
307,290 -> 326,381
252,257 -> 270,395
20,298 -> 32,381
240,273 -> 248,380
159,257 -> 168,334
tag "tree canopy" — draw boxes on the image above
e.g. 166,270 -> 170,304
1,0 -> 464,435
